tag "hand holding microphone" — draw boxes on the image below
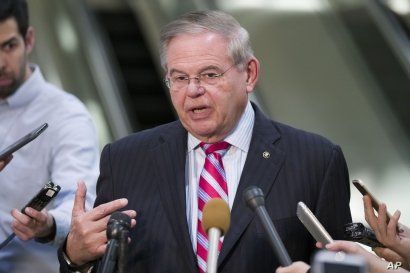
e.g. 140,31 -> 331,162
201,198 -> 231,273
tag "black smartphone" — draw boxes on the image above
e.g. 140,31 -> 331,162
352,180 -> 384,212
21,181 -> 61,214
344,222 -> 384,248
0,123 -> 48,161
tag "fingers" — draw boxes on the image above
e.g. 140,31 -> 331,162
88,198 -> 129,221
275,262 -> 310,273
72,181 -> 87,218
11,209 -> 33,226
377,203 -> 388,236
11,209 -> 36,240
387,210 -> 401,240
13,225 -> 33,241
121,209 -> 137,219
325,240 -> 365,255
373,247 -> 403,262
11,208 -> 54,240
363,196 -> 379,231
0,155 -> 12,171
24,207 -> 48,222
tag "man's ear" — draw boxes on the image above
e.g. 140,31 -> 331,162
245,57 -> 260,93
24,26 -> 35,54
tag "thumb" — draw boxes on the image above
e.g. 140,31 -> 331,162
72,181 -> 87,218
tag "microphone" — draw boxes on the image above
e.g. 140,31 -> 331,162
201,198 -> 231,273
98,212 -> 131,273
243,186 -> 292,266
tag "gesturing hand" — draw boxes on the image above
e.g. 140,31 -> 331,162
65,181 -> 137,266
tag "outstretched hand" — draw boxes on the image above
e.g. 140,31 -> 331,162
66,181 -> 137,266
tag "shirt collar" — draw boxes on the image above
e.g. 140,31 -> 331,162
1,64 -> 44,108
187,100 -> 255,152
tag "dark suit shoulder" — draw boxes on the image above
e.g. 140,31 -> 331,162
273,121 -> 338,151
108,120 -> 184,153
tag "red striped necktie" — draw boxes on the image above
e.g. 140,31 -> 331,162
196,141 -> 231,273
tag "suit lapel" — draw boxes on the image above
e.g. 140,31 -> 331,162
218,105 -> 285,266
151,122 -> 197,272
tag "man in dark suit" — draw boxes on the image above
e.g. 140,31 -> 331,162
59,10 -> 351,273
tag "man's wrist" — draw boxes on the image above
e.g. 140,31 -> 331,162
62,249 -> 93,273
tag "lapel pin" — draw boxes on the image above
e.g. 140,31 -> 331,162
262,151 -> 270,159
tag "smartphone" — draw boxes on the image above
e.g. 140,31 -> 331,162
21,181 -> 61,214
312,250 -> 367,273
0,123 -> 48,161
352,179 -> 394,220
296,202 -> 333,245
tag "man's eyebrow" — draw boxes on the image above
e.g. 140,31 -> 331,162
169,65 -> 222,76
169,68 -> 186,76
0,37 -> 18,48
199,65 -> 221,73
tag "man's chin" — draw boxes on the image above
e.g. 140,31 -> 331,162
0,87 -> 17,99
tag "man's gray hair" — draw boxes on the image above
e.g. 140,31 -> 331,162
159,10 -> 254,71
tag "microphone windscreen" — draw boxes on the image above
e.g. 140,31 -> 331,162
107,211 -> 132,239
109,211 -> 131,226
243,186 -> 265,210
202,198 -> 230,235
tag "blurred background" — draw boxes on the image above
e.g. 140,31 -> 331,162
27,0 -> 410,225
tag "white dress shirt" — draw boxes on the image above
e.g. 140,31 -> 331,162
0,65 -> 99,273
186,101 -> 255,250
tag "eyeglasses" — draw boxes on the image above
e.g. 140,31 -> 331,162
164,65 -> 235,90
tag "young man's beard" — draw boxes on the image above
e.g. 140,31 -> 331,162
0,61 -> 27,99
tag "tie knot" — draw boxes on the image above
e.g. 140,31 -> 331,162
200,141 -> 230,156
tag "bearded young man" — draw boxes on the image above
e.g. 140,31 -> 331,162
0,1 -> 99,272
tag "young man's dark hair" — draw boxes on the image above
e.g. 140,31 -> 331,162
0,0 -> 29,37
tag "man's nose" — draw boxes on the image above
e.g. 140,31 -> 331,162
0,52 -> 6,71
186,78 -> 205,97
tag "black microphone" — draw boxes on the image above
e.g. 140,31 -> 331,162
243,186 -> 292,266
98,212 -> 131,273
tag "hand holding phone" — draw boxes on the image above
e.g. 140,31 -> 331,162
0,181 -> 61,250
0,123 -> 48,161
352,179 -> 406,234
21,181 -> 61,214
352,180 -> 385,213
352,179 -> 394,222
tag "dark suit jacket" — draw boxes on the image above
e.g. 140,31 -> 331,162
59,104 -> 351,273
